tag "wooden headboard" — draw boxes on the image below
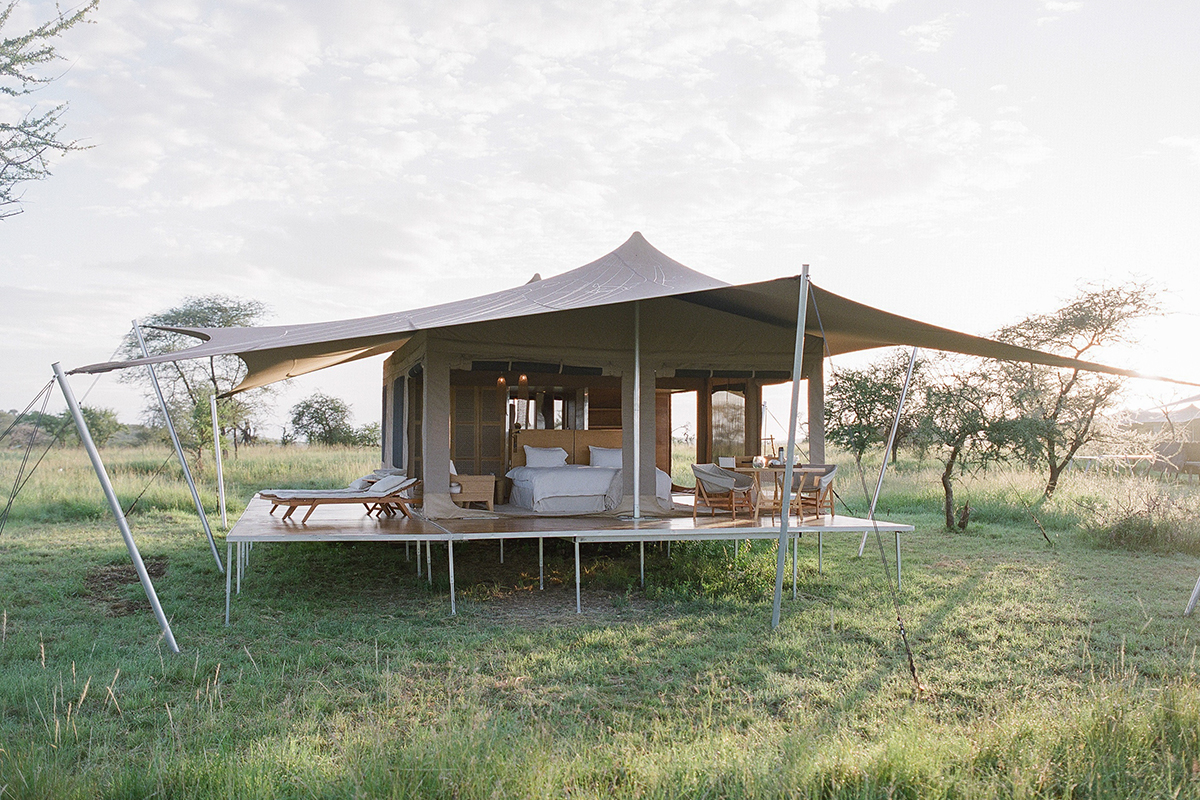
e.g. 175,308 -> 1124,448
510,429 -> 623,467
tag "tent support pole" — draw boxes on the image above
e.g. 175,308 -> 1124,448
858,348 -> 919,556
210,395 -> 227,529
1186,574 -> 1200,616
633,302 -> 641,519
53,362 -> 180,653
131,321 -> 223,574
772,266 -> 810,630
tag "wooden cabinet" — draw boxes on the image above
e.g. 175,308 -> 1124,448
450,386 -> 505,480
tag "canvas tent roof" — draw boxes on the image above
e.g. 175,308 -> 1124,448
72,232 -> 1192,390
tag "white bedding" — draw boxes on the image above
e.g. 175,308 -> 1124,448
505,464 -> 673,514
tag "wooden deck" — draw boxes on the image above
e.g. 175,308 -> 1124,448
224,497 -> 914,623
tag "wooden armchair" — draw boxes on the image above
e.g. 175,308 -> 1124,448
791,464 -> 837,520
448,461 -> 495,510
691,464 -> 755,521
451,474 -> 496,510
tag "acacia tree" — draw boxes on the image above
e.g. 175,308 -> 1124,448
994,282 -> 1159,498
1,0 -> 99,219
917,357 -> 1030,530
118,295 -> 273,462
825,349 -> 927,473
287,392 -> 382,447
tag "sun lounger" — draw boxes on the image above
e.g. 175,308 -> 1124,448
259,475 -> 420,523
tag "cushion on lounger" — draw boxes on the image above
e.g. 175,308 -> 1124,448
367,474 -> 412,495
588,445 -> 623,469
347,476 -> 376,491
524,445 -> 569,468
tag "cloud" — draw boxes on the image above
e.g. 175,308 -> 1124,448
900,13 -> 960,53
1037,0 -> 1083,24
1161,136 -> 1200,168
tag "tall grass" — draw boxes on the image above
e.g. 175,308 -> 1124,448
2,445 -> 1200,797
0,445 -> 377,524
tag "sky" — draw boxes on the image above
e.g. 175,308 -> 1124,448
3,0 -> 1198,442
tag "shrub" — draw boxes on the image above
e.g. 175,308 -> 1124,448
1077,481 -> 1200,554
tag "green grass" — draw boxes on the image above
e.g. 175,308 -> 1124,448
2,446 -> 1200,798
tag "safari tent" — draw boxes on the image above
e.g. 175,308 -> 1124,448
77,231 -> 1157,519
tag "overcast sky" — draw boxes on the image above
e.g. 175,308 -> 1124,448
3,0 -> 1197,440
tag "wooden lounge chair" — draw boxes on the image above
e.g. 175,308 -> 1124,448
260,476 -> 420,523
691,463 -> 755,521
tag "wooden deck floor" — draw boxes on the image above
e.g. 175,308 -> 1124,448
224,497 -> 915,623
229,497 -> 912,543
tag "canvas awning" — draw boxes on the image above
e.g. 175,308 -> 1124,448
71,232 -> 1194,389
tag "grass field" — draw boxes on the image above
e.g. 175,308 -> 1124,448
2,445 -> 1200,798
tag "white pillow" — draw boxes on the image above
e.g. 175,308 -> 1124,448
348,476 -> 375,491
367,474 -> 412,495
523,445 -> 569,468
589,445 -> 623,469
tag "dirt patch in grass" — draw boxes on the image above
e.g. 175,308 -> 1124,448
84,557 -> 168,616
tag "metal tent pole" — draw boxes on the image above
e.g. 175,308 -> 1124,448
633,302 -> 641,519
210,395 -> 228,529
858,348 -> 919,556
1186,574 -> 1200,616
772,266 -> 809,630
53,363 -> 180,653
130,322 -> 223,574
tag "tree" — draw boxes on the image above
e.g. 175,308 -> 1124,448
118,295 -> 274,462
917,357 -> 1031,530
1,0 -> 98,219
825,349 -> 927,474
56,405 -> 122,447
289,393 -> 356,446
994,282 -> 1160,498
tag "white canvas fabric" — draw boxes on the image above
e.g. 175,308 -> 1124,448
72,232 -> 1184,390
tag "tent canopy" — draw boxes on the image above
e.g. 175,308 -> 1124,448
72,232 -> 1191,390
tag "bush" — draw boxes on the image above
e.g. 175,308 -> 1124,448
1077,481 -> 1200,554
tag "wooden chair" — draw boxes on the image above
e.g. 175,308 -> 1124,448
691,464 -> 755,521
791,465 -> 837,520
451,474 -> 496,510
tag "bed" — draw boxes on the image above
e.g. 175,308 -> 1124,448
506,430 -> 672,514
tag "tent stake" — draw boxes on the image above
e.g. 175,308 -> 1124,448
772,265 -> 809,630
131,322 -> 223,574
54,363 -> 180,653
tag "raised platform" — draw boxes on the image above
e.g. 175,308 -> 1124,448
224,497 -> 914,622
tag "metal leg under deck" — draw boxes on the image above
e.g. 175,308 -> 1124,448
225,542 -> 232,626
575,539 -> 581,613
640,541 -> 645,588
426,540 -> 432,585
538,538 -> 544,590
792,532 -> 798,599
448,540 -> 456,616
